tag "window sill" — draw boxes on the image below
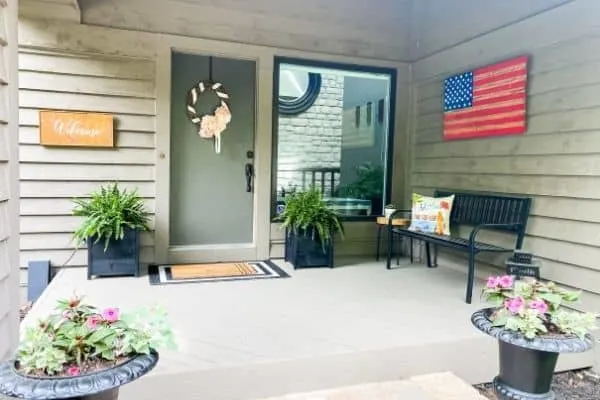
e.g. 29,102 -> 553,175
270,215 -> 380,223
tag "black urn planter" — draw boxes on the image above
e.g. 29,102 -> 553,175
472,308 -> 594,400
284,228 -> 334,269
88,229 -> 140,280
0,351 -> 158,400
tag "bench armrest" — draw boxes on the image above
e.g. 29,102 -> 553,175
388,209 -> 412,226
468,223 -> 522,246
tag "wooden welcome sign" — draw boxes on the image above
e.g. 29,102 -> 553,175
39,111 -> 114,147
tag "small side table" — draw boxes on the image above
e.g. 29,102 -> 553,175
375,216 -> 409,262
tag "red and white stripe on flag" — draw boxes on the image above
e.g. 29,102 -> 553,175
443,56 -> 529,140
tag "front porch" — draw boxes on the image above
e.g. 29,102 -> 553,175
23,259 -> 594,400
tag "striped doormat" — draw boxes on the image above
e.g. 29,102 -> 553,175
148,260 -> 290,285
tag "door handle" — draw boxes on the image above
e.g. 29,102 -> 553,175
245,163 -> 254,193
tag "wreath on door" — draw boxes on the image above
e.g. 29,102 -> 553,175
186,81 -> 231,154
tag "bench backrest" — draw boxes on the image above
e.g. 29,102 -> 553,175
434,190 -> 532,247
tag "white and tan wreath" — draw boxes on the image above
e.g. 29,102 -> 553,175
186,81 -> 231,154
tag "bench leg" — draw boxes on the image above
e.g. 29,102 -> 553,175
433,244 -> 438,267
376,225 -> 382,261
466,252 -> 476,304
425,242 -> 434,268
410,238 -> 414,263
386,228 -> 393,270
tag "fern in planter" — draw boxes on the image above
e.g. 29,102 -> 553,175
277,186 -> 344,250
72,182 -> 150,251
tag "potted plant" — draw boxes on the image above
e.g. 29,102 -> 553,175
278,186 -> 344,269
337,163 -> 384,215
472,275 -> 597,399
384,203 -> 397,219
73,182 -> 150,279
0,295 -> 175,399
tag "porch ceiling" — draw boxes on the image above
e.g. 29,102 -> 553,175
76,0 -> 412,61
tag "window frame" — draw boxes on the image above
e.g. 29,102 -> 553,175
270,56 -> 398,222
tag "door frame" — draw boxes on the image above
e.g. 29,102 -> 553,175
155,35 -> 274,263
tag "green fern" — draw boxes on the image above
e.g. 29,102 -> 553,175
72,182 -> 150,251
277,186 -> 344,251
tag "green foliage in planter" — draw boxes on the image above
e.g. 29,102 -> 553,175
337,163 -> 384,200
72,182 -> 150,250
277,186 -> 344,248
17,296 -> 175,377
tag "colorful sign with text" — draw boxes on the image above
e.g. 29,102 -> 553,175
39,111 -> 114,147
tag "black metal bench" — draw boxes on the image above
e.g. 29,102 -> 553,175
386,190 -> 532,304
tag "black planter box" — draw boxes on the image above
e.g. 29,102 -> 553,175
87,229 -> 140,279
284,229 -> 334,269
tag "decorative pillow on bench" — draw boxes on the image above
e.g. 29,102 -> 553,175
408,193 -> 455,235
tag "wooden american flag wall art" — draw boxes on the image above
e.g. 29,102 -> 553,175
443,55 -> 529,140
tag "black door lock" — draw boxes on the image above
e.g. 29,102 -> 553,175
245,163 -> 254,193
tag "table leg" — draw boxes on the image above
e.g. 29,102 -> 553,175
376,225 -> 382,261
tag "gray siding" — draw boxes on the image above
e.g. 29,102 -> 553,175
409,0 -> 600,312
1,0 -> 20,360
78,0 -> 411,61
20,0 -> 80,22
17,31 -> 157,287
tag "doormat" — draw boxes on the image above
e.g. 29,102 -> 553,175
148,260 -> 290,285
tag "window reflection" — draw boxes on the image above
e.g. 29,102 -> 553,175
275,63 -> 393,217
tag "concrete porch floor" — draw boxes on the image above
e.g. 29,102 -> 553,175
23,258 -> 594,400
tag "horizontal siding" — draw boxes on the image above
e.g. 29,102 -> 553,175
18,48 -> 157,276
409,2 -> 600,312
18,50 -> 155,80
20,232 -> 155,250
20,90 -> 155,115
20,109 -> 155,132
20,215 -> 156,234
20,181 -> 155,198
20,146 -> 155,165
20,127 -> 155,149
19,70 -> 155,98
20,198 -> 156,216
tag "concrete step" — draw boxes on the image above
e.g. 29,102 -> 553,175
260,372 -> 487,400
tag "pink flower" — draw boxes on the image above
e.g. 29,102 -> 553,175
62,310 -> 73,320
498,275 -> 514,289
486,276 -> 500,289
66,366 -> 80,376
504,297 -> 525,314
101,307 -> 120,323
529,299 -> 549,315
86,315 -> 102,330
